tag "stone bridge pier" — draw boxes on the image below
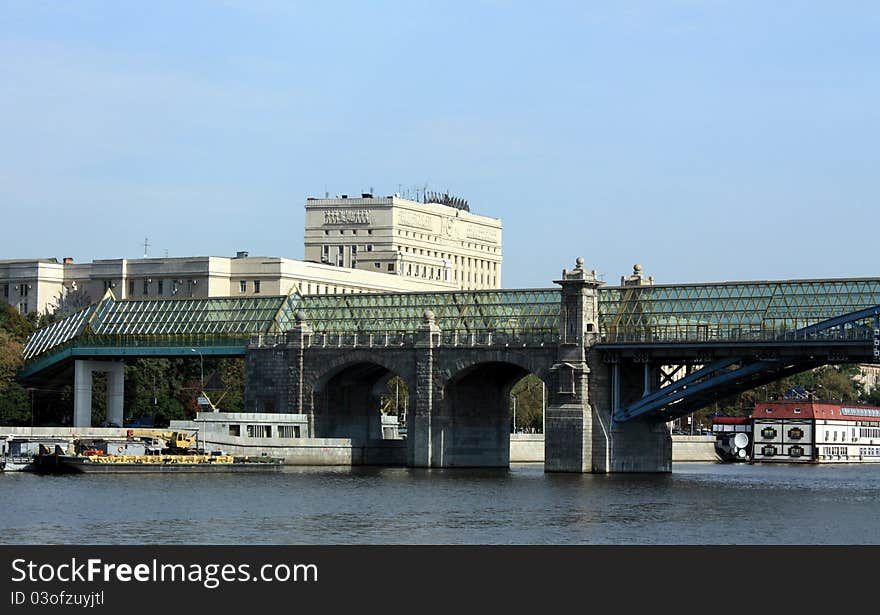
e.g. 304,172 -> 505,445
544,260 -> 671,473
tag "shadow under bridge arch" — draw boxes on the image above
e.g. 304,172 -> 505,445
435,361 -> 548,468
311,360 -> 411,443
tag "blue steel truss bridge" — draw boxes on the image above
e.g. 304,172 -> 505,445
597,278 -> 880,422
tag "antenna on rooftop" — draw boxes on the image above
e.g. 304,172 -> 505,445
142,237 -> 150,258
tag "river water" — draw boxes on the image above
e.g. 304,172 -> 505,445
2,462 -> 879,544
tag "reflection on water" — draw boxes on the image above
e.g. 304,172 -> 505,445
2,463 -> 880,544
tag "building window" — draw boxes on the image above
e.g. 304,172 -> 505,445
2,284 -> 8,298
239,280 -> 246,293
143,280 -> 149,295
21,284 -> 29,297
366,244 -> 373,252
388,264 -> 395,272
254,280 -> 261,294
157,280 -> 164,295
278,425 -> 301,438
374,262 -> 381,269
128,280 -> 135,296
246,425 -> 272,438
228,425 -> 241,437
19,302 -> 28,314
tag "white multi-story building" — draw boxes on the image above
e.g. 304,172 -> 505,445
303,192 -> 502,290
0,259 -> 67,316
0,252 -> 460,316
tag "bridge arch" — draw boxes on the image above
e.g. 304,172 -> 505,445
307,351 -> 415,443
433,354 -> 552,467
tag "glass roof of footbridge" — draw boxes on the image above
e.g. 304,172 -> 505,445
23,289 -> 561,361
23,277 -> 880,363
598,278 -> 880,343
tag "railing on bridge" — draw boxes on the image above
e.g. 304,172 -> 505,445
597,278 -> 880,344
248,329 -> 558,349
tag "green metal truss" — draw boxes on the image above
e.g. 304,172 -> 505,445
598,278 -> 880,343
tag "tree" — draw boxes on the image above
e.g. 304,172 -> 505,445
48,286 -> 93,320
0,304 -> 34,426
510,374 -> 546,432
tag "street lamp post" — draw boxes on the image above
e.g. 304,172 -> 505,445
190,348 -> 204,453
510,393 -> 517,434
190,348 -> 204,391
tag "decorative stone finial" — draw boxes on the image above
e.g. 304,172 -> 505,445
295,310 -> 307,323
575,256 -> 585,269
633,263 -> 642,274
423,309 -> 436,324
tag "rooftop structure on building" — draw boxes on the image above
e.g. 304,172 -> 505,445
304,191 -> 502,290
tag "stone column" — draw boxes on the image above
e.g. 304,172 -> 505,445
408,310 -> 440,468
73,360 -> 126,428
73,360 -> 93,428
545,257 -> 605,472
105,362 -> 125,427
286,310 -> 313,434
608,265 -> 671,472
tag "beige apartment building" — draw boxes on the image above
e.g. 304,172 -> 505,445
0,252 -> 457,316
0,259 -> 67,316
303,193 -> 502,290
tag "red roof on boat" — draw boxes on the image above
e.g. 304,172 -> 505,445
753,401 -> 880,422
711,416 -> 751,425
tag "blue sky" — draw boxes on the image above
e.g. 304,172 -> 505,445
1,1 -> 877,287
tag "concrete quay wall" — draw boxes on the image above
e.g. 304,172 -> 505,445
2,428 -> 716,465
199,434 -> 407,466
671,435 -> 718,462
509,434 -> 718,463
509,434 -> 544,462
0,426 -> 130,439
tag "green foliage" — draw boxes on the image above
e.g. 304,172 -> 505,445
862,387 -> 880,406
381,376 -> 409,415
214,358 -> 244,413
510,374 -> 545,432
0,304 -> 34,426
122,357 -> 246,426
